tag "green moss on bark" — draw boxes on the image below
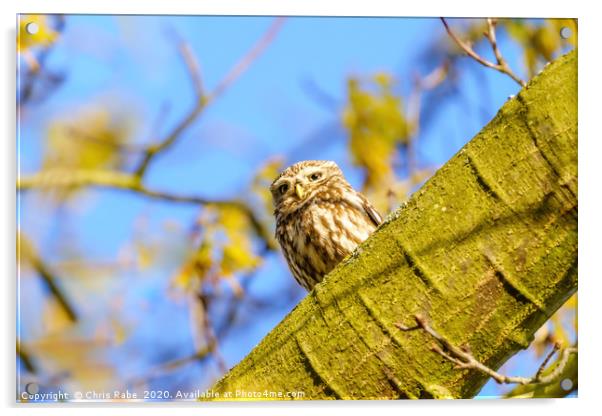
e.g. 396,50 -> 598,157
209,50 -> 577,400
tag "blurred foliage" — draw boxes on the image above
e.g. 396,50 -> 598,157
173,205 -> 263,298
18,15 -> 58,52
505,294 -> 577,398
18,15 -> 66,106
343,73 -> 409,189
341,71 -> 442,214
18,231 -> 36,267
251,157 -> 285,219
531,294 -> 577,354
37,106 -> 137,200
27,333 -> 116,392
503,19 -> 577,78
43,106 -> 134,173
439,18 -> 577,80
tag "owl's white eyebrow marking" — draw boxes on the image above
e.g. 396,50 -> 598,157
300,167 -> 323,177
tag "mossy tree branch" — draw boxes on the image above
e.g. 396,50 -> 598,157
209,50 -> 577,400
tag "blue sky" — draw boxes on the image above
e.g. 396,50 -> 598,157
18,15 -> 572,399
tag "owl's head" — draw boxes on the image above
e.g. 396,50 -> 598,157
270,160 -> 346,215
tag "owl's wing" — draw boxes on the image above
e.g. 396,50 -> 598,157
361,196 -> 383,227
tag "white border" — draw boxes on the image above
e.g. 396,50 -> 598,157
3,1 -> 600,415
7,0 -> 583,17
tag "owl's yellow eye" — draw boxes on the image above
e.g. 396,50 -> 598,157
279,183 -> 289,195
309,172 -> 322,181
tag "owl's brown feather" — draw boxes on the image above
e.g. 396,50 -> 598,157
270,160 -> 381,291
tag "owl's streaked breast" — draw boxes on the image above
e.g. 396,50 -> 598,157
275,197 -> 377,290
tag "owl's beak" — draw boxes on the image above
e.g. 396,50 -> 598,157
295,183 -> 305,200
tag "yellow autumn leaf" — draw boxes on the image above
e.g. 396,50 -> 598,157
171,204 -> 263,293
220,243 -> 261,276
252,157 -> 284,216
172,263 -> 196,290
551,18 -> 578,47
373,72 -> 392,88
343,74 -> 408,200
18,15 -> 58,52
532,26 -> 559,62
501,18 -> 576,78
109,318 -> 128,346
192,240 -> 215,283
44,107 -> 133,172
42,296 -> 75,334
135,243 -> 155,270
218,206 -> 262,276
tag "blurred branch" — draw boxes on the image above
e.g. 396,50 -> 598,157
300,77 -> 340,111
440,18 -> 526,87
134,17 -> 285,178
396,314 -> 577,386
17,169 -> 276,250
18,233 -> 78,322
126,343 -> 216,390
128,270 -> 280,390
18,18 -> 284,273
505,347 -> 578,398
406,62 -> 449,175
18,15 -> 67,107
18,169 -> 139,191
177,39 -> 205,98
17,339 -> 37,374
211,17 -> 286,101
127,287 -> 242,389
132,31 -> 207,177
195,293 -> 227,373
31,258 -> 78,322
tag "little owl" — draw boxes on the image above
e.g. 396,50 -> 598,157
270,160 -> 382,291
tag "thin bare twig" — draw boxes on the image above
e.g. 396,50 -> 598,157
126,344 -> 216,390
440,18 -> 526,87
133,100 -> 207,177
210,17 -> 286,101
195,293 -> 228,373
178,41 -> 205,98
134,17 -> 285,178
132,35 -> 207,177
485,19 -> 505,68
31,257 -> 78,322
396,314 -> 577,385
406,62 -> 449,176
